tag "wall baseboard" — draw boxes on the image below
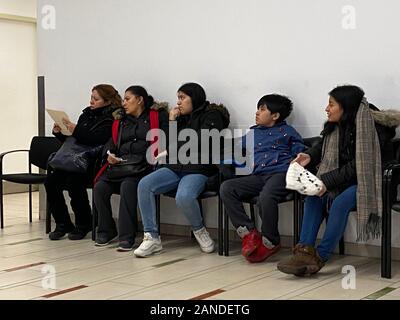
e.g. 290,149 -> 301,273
3,181 -> 39,195
157,223 -> 400,262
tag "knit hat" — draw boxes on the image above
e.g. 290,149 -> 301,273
286,162 -> 324,196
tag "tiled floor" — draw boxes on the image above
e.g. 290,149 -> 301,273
0,192 -> 399,300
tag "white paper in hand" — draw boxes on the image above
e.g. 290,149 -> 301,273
286,162 -> 323,196
46,108 -> 72,136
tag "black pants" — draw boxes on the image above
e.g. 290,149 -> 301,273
93,176 -> 140,244
220,172 -> 288,245
44,168 -> 92,230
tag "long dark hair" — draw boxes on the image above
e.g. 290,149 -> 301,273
322,85 -> 365,135
178,82 -> 207,110
125,85 -> 155,109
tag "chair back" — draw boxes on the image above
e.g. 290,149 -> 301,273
303,136 -> 322,149
29,136 -> 62,170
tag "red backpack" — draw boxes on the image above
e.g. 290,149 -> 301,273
93,110 -> 159,184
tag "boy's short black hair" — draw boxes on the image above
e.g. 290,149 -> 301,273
257,94 -> 293,123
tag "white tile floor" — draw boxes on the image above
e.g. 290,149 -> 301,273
0,192 -> 399,300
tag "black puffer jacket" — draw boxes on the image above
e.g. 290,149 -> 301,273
305,104 -> 399,195
166,102 -> 230,177
54,105 -> 115,146
101,104 -> 169,170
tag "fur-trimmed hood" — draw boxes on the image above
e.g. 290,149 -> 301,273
112,101 -> 169,120
206,103 -> 230,128
371,109 -> 400,128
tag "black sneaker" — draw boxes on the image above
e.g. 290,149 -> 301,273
117,241 -> 134,252
49,225 -> 74,241
95,230 -> 118,246
68,227 -> 91,240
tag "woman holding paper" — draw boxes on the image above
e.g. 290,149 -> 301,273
277,85 -> 399,276
45,84 -> 121,241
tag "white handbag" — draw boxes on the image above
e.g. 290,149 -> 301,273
286,162 -> 324,196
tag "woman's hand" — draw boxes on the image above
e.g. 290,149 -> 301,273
107,153 -> 120,165
317,183 -> 327,197
52,123 -> 62,134
62,118 -> 76,134
292,153 -> 311,167
169,106 -> 180,121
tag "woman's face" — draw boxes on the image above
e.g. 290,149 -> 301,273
90,90 -> 107,109
177,91 -> 193,115
325,96 -> 344,122
123,91 -> 143,115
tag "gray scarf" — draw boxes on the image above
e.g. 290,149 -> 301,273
317,98 -> 382,241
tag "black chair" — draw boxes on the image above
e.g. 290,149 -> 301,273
297,137 -> 398,279
0,136 -> 61,229
381,138 -> 400,278
222,190 -> 299,256
221,136 -> 323,257
155,179 -> 224,256
295,136 -> 345,255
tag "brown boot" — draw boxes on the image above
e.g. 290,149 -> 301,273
277,244 -> 325,276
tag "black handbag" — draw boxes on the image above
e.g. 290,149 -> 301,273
48,136 -> 102,173
105,154 -> 148,180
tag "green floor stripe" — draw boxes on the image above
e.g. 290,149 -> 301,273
364,287 -> 396,300
153,258 -> 186,268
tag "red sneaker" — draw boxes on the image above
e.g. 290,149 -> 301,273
241,229 -> 262,257
246,243 -> 281,263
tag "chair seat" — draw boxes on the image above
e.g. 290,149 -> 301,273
243,192 -> 294,205
1,173 -> 47,184
163,190 -> 218,199
392,201 -> 400,213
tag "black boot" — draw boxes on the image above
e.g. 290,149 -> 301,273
49,224 -> 74,240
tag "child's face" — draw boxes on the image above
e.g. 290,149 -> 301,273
256,104 -> 280,127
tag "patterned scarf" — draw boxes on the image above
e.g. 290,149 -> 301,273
317,98 -> 382,241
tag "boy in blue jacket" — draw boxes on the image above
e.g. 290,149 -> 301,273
220,94 -> 305,262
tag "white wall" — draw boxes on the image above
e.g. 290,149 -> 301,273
37,0 -> 400,248
0,0 -> 36,17
0,0 -> 37,173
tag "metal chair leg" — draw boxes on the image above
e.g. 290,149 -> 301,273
381,167 -> 392,278
156,195 -> 161,235
29,184 -> 32,223
0,180 -> 4,229
91,192 -> 96,241
293,192 -> 299,247
46,200 -> 51,234
218,195 -> 223,256
224,207 -> 229,256
339,237 -> 345,255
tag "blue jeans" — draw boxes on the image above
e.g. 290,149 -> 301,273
299,185 -> 357,261
138,167 -> 208,237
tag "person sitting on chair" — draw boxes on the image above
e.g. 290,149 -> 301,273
93,85 -> 168,252
277,85 -> 399,276
220,94 -> 305,263
134,82 -> 230,257
46,84 -> 121,240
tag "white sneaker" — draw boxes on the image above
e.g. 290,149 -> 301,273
193,227 -> 215,253
134,233 -> 163,257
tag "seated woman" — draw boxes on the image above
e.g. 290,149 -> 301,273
93,86 -> 168,251
135,82 -> 230,257
46,84 -> 121,240
277,85 -> 399,276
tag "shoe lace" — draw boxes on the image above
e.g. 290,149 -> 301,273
143,233 -> 152,242
196,229 -> 211,244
